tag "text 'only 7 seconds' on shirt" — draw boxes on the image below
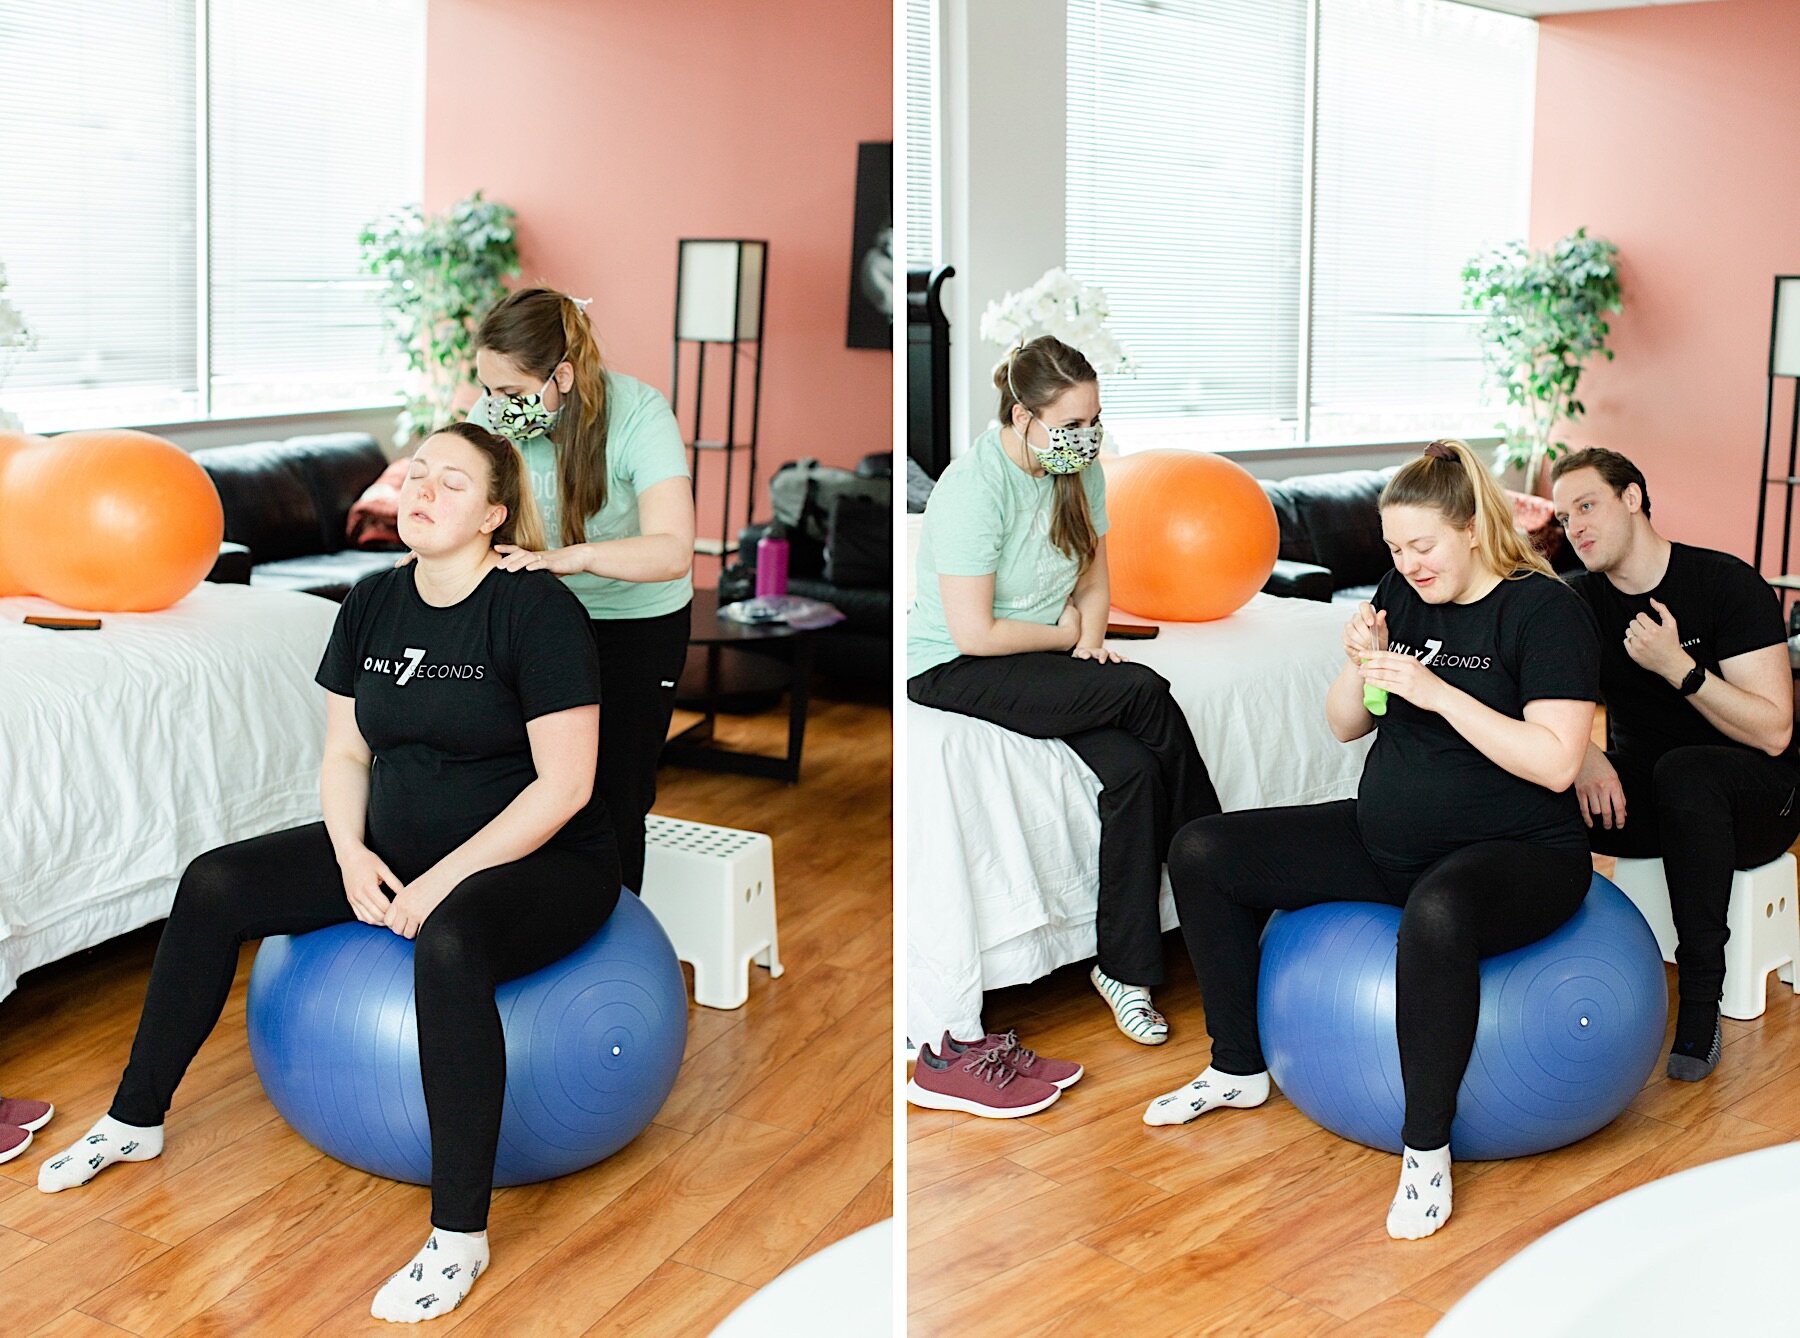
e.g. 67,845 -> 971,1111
315,564 -> 616,884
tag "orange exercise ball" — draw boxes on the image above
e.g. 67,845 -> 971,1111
0,429 -> 224,612
0,429 -> 48,596
1101,449 -> 1279,622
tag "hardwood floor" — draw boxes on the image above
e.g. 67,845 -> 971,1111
0,692 -> 893,1337
906,857 -> 1800,1338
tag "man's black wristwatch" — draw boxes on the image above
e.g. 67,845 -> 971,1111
1677,662 -> 1708,696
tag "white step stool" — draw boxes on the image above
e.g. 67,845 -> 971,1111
640,816 -> 783,1010
1610,852 -> 1799,1020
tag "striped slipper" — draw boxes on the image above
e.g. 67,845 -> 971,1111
1090,965 -> 1168,1045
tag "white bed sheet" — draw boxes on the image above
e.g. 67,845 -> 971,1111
906,592 -> 1371,1045
0,584 -> 337,1001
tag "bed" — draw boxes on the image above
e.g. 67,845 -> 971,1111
0,584 -> 336,1002
905,590 -> 1371,1047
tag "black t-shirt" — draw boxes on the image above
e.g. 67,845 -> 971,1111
315,564 -> 613,883
1358,568 -> 1601,875
1567,543 -> 1787,764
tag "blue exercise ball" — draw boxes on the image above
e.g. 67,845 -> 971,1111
246,890 -> 687,1187
1258,873 -> 1665,1160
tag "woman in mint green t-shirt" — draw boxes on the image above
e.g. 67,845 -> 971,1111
467,287 -> 695,892
906,337 -> 1220,1053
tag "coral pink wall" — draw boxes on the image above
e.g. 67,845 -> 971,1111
423,0 -> 891,567
1531,0 -> 1798,568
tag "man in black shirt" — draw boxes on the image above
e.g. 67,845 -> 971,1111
1551,448 -> 1798,1081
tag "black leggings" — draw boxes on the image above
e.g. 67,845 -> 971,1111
909,652 -> 1221,987
1587,744 -> 1800,1005
591,604 -> 692,892
110,823 -> 620,1232
1168,800 -> 1591,1150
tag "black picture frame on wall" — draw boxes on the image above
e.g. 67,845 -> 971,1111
847,140 -> 893,350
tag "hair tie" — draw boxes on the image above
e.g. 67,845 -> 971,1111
1423,440 -> 1457,461
570,296 -> 592,312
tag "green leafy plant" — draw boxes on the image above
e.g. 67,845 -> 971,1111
1462,227 -> 1622,492
360,191 -> 520,448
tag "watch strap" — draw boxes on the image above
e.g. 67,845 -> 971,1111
1679,663 -> 1707,696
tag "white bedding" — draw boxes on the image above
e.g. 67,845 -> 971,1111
0,584 -> 337,1001
906,592 -> 1371,1045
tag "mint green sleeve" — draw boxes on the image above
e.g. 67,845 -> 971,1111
926,469 -> 1005,577
1085,462 -> 1109,536
614,381 -> 689,491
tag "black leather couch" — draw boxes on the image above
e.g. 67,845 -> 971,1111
725,454 -> 893,693
198,433 -> 397,600
1259,466 -> 1581,603
1259,467 -> 1401,603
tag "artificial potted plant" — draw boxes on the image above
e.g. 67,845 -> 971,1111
360,191 -> 521,449
1462,227 -> 1623,493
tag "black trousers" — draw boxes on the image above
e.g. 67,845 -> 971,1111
1587,744 -> 1800,1005
1168,800 -> 1592,1150
909,652 -> 1221,986
590,603 -> 692,892
111,823 -> 620,1232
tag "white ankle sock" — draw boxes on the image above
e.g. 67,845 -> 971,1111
36,1114 -> 162,1192
371,1228 -> 489,1323
1387,1145 -> 1453,1240
1143,1066 -> 1270,1126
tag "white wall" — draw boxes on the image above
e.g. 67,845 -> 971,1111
941,0 -> 1067,454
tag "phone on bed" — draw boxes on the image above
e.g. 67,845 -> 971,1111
1105,622 -> 1159,641
24,616 -> 102,631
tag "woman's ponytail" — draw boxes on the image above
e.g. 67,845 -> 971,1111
476,287 -> 612,547
1380,439 -> 1555,581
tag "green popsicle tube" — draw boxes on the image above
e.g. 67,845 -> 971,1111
1359,654 -> 1388,716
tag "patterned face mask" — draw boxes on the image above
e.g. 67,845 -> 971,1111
1030,421 -> 1104,475
469,370 -> 559,443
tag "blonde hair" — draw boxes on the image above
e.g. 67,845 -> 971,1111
434,421 -> 548,552
1380,439 -> 1555,581
994,336 -> 1099,569
476,287 -> 610,547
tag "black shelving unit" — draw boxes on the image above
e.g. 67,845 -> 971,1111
1753,275 -> 1800,610
671,240 -> 769,558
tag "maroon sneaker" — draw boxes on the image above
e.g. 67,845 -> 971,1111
906,1043 -> 1061,1118
941,1030 -> 1083,1090
0,1124 -> 30,1166
0,1099 -> 52,1133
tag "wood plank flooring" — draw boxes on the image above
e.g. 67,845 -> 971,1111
0,692 -> 892,1336
906,855 -> 1800,1338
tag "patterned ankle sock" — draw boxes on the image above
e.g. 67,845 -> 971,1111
1142,1066 -> 1270,1126
1386,1145 -> 1453,1240
36,1114 -> 162,1193
370,1228 -> 489,1323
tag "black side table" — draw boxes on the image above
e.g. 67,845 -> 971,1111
662,587 -> 817,782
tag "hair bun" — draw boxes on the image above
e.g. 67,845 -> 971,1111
1423,440 -> 1458,461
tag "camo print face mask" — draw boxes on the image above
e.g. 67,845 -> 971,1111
1029,420 -> 1104,475
469,371 -> 559,443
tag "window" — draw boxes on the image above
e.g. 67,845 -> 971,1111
0,0 -> 425,433
904,0 -> 937,271
1066,0 -> 1535,452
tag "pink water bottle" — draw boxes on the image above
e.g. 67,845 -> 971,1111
755,530 -> 790,598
